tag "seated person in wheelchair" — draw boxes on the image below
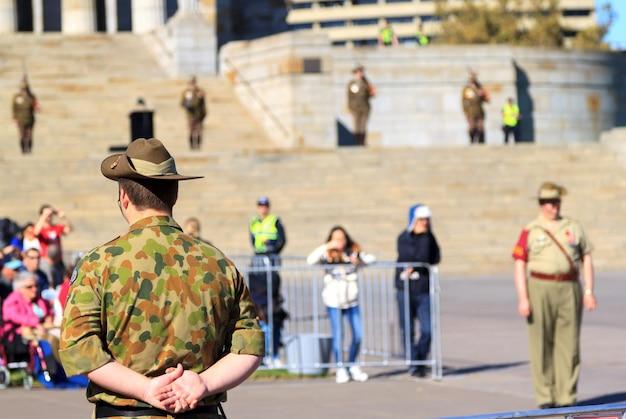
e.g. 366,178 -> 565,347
1,272 -> 54,356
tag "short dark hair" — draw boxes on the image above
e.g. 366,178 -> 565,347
39,204 -> 52,215
118,178 -> 178,212
23,247 -> 40,257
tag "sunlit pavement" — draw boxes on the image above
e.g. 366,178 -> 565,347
2,274 -> 624,419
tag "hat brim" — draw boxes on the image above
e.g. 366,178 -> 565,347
101,154 -> 203,181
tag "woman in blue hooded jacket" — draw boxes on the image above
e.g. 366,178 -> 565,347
395,204 -> 440,377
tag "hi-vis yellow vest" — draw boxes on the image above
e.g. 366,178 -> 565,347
250,214 -> 278,253
502,103 -> 520,127
380,27 -> 394,45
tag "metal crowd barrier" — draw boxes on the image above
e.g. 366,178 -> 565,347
231,255 -> 443,380
443,403 -> 626,419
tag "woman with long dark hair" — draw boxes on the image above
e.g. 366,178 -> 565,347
307,226 -> 374,384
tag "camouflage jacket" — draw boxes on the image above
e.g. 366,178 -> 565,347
59,215 -> 264,407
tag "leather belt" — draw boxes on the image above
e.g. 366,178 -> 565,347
95,402 -> 220,418
530,271 -> 577,282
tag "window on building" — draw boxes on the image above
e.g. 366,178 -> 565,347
16,0 -> 33,32
290,23 -> 314,30
353,18 -> 378,26
353,39 -> 378,47
562,9 -> 591,17
292,2 -> 313,9
419,15 -> 440,22
42,0 -> 61,32
319,1 -> 344,7
320,20 -> 346,28
95,0 -> 107,32
387,16 -> 414,24
117,0 -> 132,31
352,0 -> 378,5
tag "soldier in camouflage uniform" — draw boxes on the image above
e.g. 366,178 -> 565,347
59,138 -> 264,418
461,71 -> 489,144
12,77 -> 38,154
181,77 -> 207,150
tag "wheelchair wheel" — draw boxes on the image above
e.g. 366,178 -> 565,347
22,374 -> 33,390
0,366 -> 9,389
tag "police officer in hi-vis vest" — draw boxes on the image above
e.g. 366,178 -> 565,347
502,97 -> 521,144
248,196 -> 288,367
512,182 -> 597,409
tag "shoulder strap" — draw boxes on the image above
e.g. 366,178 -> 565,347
538,226 -> 577,273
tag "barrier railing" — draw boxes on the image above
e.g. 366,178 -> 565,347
442,403 -> 626,419
232,255 -> 442,380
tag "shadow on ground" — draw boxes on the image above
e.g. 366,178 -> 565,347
445,361 -> 528,376
368,361 -> 528,379
579,392 -> 626,406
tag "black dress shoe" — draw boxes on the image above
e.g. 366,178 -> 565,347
410,366 -> 427,378
538,403 -> 555,409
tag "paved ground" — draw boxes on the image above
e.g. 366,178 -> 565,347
1,273 -> 625,419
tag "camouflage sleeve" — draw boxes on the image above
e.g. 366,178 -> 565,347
59,255 -> 112,376
229,269 -> 265,356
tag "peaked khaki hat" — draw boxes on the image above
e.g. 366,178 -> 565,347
101,138 -> 202,181
537,182 -> 567,200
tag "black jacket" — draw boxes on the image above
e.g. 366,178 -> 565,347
395,230 -> 440,294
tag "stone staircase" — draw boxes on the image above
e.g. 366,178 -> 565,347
1,35 -> 626,275
2,144 -> 626,275
0,34 -> 273,159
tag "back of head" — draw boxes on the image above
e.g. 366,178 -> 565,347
118,178 -> 178,212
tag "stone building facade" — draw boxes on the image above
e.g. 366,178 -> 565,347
0,0 -> 215,34
287,0 -> 598,46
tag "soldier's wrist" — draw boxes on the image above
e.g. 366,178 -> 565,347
584,287 -> 593,296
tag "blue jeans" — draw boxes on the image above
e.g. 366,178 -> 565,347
260,320 -> 282,359
397,290 -> 431,361
327,305 -> 363,364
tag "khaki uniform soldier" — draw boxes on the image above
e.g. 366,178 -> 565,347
347,65 -> 375,146
512,182 -> 597,409
181,76 -> 207,150
461,72 -> 489,144
12,78 -> 38,154
59,138 -> 264,418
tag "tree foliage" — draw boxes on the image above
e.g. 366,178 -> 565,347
434,0 -> 612,50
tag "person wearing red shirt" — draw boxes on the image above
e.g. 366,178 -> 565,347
34,204 -> 72,259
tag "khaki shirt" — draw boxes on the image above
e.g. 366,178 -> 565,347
181,87 -> 207,121
347,78 -> 371,114
60,216 -> 264,407
12,91 -> 36,126
461,85 -> 485,118
512,216 -> 593,275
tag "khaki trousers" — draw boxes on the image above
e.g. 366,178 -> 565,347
527,278 -> 582,406
352,110 -> 369,135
